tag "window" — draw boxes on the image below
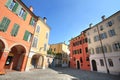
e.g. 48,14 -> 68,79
32,36 -> 38,48
73,57 -> 76,61
79,49 -> 82,53
6,0 -> 18,12
85,47 -> 88,53
102,46 -> 107,53
88,38 -> 91,44
80,58 -> 83,63
94,28 -> 97,33
108,59 -> 114,67
113,42 -> 120,51
0,17 -> 11,32
8,0 -> 15,10
108,29 -> 116,37
89,48 -> 94,54
100,32 -> 107,40
44,43 -> 47,51
79,40 -> 82,44
100,25 -> 103,31
86,57 -> 89,61
11,23 -> 19,36
96,47 -> 102,54
46,32 -> 49,39
107,20 -> 114,27
50,48 -> 52,51
36,25 -> 40,33
94,35 -> 99,42
74,50 -> 77,54
19,8 -> 24,17
54,48 -> 56,51
23,30 -> 32,42
100,59 -> 104,66
117,16 -> 120,21
30,17 -> 36,26
76,50 -> 79,54
84,38 -> 88,43
87,32 -> 90,36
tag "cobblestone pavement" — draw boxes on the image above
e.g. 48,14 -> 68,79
0,67 -> 120,80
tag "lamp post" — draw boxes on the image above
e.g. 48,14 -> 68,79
96,25 -> 109,74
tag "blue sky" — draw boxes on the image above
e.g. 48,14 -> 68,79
22,0 -> 120,44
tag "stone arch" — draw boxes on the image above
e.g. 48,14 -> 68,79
31,53 -> 44,69
0,38 -> 8,50
9,43 -> 28,54
5,44 -> 26,71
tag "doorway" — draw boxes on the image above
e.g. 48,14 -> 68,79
91,60 -> 97,71
77,60 -> 80,69
5,45 -> 26,71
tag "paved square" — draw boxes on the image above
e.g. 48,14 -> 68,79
0,68 -> 120,80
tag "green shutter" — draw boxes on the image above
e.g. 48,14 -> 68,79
0,17 -> 10,32
14,25 -> 19,36
12,2 -> 18,12
11,24 -> 19,36
0,18 -> 6,31
15,4 -> 22,15
23,12 -> 27,20
29,17 -> 33,25
4,18 -> 10,32
23,31 -> 30,41
5,0 -> 13,7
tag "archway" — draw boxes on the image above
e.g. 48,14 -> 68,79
0,39 -> 5,59
31,54 -> 44,69
77,60 -> 80,69
91,60 -> 97,71
5,45 -> 26,71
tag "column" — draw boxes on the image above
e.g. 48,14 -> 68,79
20,54 -> 28,71
0,50 -> 9,74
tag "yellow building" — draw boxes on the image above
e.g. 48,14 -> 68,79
49,42 -> 69,67
26,17 -> 50,71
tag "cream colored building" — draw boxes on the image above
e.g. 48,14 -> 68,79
26,17 -> 50,71
49,42 -> 70,67
85,11 -> 120,75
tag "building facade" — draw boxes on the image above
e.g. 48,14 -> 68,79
0,0 -> 37,74
85,11 -> 120,75
25,17 -> 50,71
49,42 -> 69,67
69,32 -> 90,71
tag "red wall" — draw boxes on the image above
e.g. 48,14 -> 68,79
0,0 -> 35,74
70,33 -> 90,71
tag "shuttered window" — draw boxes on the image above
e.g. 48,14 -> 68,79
30,17 -> 35,26
23,31 -> 32,42
6,0 -> 27,20
6,0 -> 18,12
0,17 -> 11,32
32,36 -> 38,48
11,24 -> 19,36
44,43 -> 47,51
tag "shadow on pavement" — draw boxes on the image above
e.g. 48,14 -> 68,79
50,67 -> 120,80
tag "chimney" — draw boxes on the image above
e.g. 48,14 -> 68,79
101,15 -> 105,21
89,23 -> 92,28
29,6 -> 33,12
43,17 -> 47,23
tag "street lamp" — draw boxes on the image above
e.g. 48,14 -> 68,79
96,25 -> 109,74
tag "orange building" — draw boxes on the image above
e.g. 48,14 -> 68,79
69,31 -> 90,71
0,0 -> 37,74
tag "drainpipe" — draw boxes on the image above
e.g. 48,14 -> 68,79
96,25 -> 109,74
